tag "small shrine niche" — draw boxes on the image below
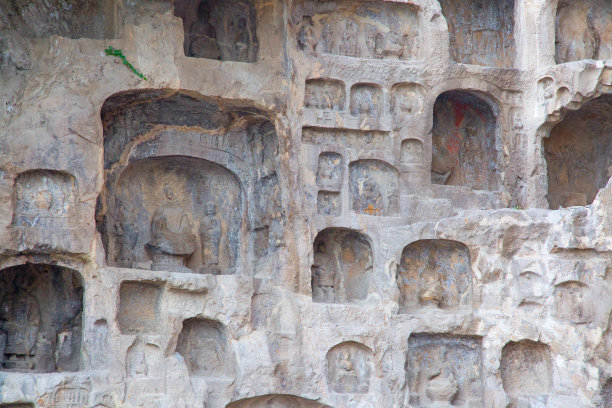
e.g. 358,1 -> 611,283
400,139 -> 424,164
117,282 -> 162,334
501,340 -> 552,397
438,0 -> 516,67
317,152 -> 344,191
311,229 -> 373,304
553,281 -> 592,324
349,160 -> 399,216
431,91 -> 498,190
391,83 -> 426,123
176,318 -> 235,379
0,0 -> 115,39
406,334 -> 484,407
397,240 -> 472,313
305,79 -> 346,111
350,84 -> 383,118
175,0 -> 259,62
0,263 -> 83,373
555,1 -> 612,64
226,394 -> 332,408
125,339 -> 165,399
326,342 -> 373,394
543,95 -> 612,209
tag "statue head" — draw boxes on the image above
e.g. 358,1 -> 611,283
197,2 -> 211,21
163,186 -> 175,201
206,202 -> 217,216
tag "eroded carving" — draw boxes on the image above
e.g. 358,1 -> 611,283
432,91 -> 498,190
553,281 -> 592,323
537,77 -> 555,115
305,79 -> 346,111
317,192 -> 341,216
302,128 -> 390,151
226,394 -> 332,407
126,339 -> 165,398
317,152 -> 344,191
326,342 -> 372,394
391,83 -> 425,124
439,0 -> 516,67
117,282 -> 161,334
311,229 -> 373,304
0,264 -> 82,373
176,0 -> 259,62
401,139 -> 424,164
350,84 -> 382,118
544,95 -> 612,209
406,334 -> 483,407
176,318 -> 235,379
52,383 -> 91,408
501,340 -> 552,397
397,240 -> 472,313
299,1 -> 419,60
349,160 -> 399,216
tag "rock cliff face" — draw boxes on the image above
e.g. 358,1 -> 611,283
1,1 -> 612,407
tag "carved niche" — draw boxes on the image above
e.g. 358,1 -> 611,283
439,0 -> 516,67
125,339 -> 165,400
350,84 -> 383,118
400,139 -> 424,164
0,263 -> 83,373
326,342 -> 373,394
296,1 -> 420,60
391,83 -> 426,122
543,95 -> 612,209
431,91 -> 498,190
555,0 -> 612,64
317,192 -> 341,216
349,160 -> 399,216
553,281 -> 592,324
311,229 -> 373,304
302,127 -> 391,152
406,334 -> 484,407
176,318 -> 236,379
117,282 -> 162,334
305,79 -> 346,111
175,0 -> 259,62
317,152 -> 344,191
537,77 -> 555,115
501,340 -> 552,397
226,394 -> 332,408
12,170 -> 77,229
100,90 -> 283,274
0,0 -> 115,39
397,240 -> 472,313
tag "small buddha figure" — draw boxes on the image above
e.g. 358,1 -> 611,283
426,367 -> 459,407
200,202 -> 221,271
188,2 -> 221,59
147,185 -> 197,273
312,265 -> 336,303
336,350 -> 359,392
0,273 -> 40,370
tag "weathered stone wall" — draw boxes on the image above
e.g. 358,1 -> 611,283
1,1 -> 612,407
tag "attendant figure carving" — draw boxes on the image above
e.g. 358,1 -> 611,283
200,202 -> 222,271
188,2 -> 221,59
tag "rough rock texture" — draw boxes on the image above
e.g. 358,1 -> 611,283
1,1 -> 612,407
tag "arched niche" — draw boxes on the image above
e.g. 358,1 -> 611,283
176,318 -> 236,379
174,0 -> 259,62
431,90 -> 499,190
348,160 -> 399,216
226,394 -> 332,408
311,229 -> 373,304
555,1 -> 612,64
0,0 -> 116,39
438,0 -> 515,67
501,340 -> 552,397
0,263 -> 83,373
397,240 -> 472,313
326,341 -> 373,394
543,95 -> 612,209
99,90 -> 283,274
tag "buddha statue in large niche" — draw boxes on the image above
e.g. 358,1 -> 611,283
146,185 -> 197,273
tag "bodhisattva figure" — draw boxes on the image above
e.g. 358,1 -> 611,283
0,273 -> 40,370
425,365 -> 459,407
336,350 -> 359,392
200,202 -> 221,273
188,2 -> 221,59
146,186 -> 197,273
312,265 -> 335,303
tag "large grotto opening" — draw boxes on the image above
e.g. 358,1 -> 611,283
438,0 -> 516,67
431,90 -> 499,191
543,94 -> 612,209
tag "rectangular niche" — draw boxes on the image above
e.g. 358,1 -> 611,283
305,79 -> 346,111
118,282 -> 162,334
406,334 -> 484,407
317,191 -> 341,216
175,0 -> 259,62
296,1 -> 420,60
302,128 -> 391,151
349,160 -> 399,216
350,84 -> 383,118
438,0 -> 516,67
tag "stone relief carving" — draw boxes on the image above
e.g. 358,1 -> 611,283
350,84 -> 382,118
400,139 -> 424,164
117,282 -> 161,334
317,191 -> 341,216
431,91 -> 498,190
12,170 -> 77,228
406,334 -> 483,407
51,383 -> 91,408
391,83 -> 425,122
439,0 -> 516,67
537,77 -> 555,116
555,1 -> 612,64
0,404 -> 34,407
317,152 -> 344,191
176,0 -> 259,62
304,79 -> 346,111
397,240 -> 472,313
349,160 -> 399,217
297,1 -> 420,60
501,340 -> 552,397
125,339 -> 165,399
311,229 -> 373,304
553,281 -> 592,324
544,94 -> 612,209
0,264 -> 82,373
302,128 -> 390,152
326,342 -> 373,394
226,394 -> 332,407
176,318 -> 235,379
